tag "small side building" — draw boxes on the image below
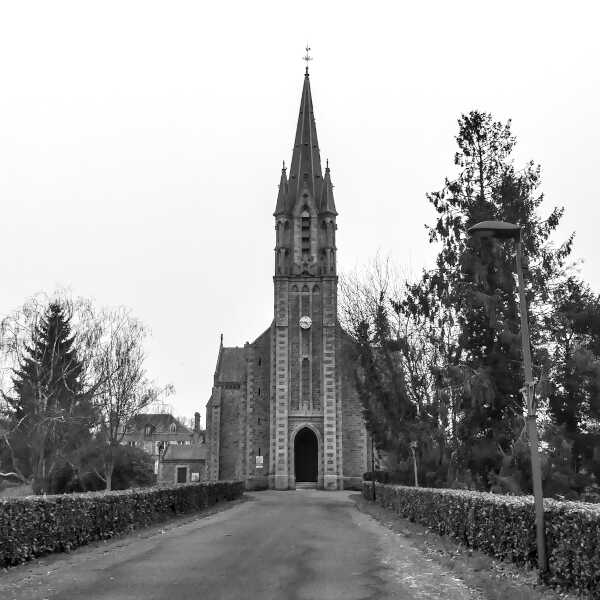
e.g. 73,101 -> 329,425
158,444 -> 208,484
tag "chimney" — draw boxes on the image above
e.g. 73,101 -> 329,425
194,412 -> 200,433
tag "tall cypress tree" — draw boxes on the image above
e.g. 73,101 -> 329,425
402,111 -> 572,486
6,302 -> 93,493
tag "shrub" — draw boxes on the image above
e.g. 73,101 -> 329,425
363,482 -> 600,595
0,480 -> 244,568
58,443 -> 156,493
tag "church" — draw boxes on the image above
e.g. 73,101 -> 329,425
205,66 -> 369,490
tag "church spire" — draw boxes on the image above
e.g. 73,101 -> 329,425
286,69 -> 323,205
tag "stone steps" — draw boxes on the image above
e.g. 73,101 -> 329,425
295,482 -> 317,489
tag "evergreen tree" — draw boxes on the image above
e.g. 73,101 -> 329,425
353,303 -> 415,458
545,277 -> 600,467
5,302 -> 94,493
402,111 -> 572,486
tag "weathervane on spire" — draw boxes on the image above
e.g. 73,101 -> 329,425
303,44 -> 312,74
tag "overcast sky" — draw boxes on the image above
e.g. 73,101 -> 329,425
1,1 -> 599,423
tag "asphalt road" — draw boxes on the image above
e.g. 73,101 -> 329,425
1,490 -> 482,600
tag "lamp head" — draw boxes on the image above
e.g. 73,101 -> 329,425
467,220 -> 521,240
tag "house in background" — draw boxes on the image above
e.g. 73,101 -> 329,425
123,412 -> 205,475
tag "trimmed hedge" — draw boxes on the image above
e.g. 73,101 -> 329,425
363,482 -> 600,595
0,480 -> 244,568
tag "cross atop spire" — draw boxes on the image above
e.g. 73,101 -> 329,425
303,45 -> 312,75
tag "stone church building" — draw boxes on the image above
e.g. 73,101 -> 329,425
206,68 -> 369,490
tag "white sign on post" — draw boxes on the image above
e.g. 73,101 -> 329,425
255,455 -> 263,469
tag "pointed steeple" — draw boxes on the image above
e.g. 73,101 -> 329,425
320,159 -> 337,214
287,71 -> 323,204
274,161 -> 288,215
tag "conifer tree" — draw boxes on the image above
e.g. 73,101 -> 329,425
5,302 -> 94,493
545,277 -> 600,465
402,111 -> 572,485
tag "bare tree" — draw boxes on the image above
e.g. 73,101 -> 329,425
340,254 -> 437,410
339,254 -> 401,335
339,255 -> 452,479
90,307 -> 173,490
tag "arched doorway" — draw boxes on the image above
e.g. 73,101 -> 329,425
294,427 -> 318,482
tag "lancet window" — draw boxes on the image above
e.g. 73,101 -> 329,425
301,209 -> 311,257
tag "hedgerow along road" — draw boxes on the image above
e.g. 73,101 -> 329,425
0,490 -> 483,600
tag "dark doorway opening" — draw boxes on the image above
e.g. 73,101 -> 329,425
176,467 -> 187,483
294,427 -> 318,482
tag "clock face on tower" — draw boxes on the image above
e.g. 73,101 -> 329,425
299,315 -> 312,330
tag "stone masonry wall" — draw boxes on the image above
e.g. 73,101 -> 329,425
205,391 -> 220,480
159,460 -> 207,485
339,327 -> 368,487
219,385 -> 242,480
247,327 -> 272,489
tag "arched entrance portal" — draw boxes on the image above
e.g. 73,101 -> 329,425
294,427 -> 318,482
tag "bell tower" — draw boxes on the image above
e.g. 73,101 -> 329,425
270,67 -> 340,490
206,59 -> 369,492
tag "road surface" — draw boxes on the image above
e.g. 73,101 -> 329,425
1,490 -> 482,600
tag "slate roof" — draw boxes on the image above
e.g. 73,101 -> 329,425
216,347 -> 246,383
127,413 -> 191,435
163,444 -> 207,461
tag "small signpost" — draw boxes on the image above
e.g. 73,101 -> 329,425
255,455 -> 263,469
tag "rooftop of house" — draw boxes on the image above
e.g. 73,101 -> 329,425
162,444 -> 207,461
126,413 -> 192,435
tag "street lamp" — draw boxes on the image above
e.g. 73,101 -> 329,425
467,220 -> 547,574
409,441 -> 419,487
371,434 -> 376,500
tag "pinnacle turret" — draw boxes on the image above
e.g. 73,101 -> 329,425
320,160 -> 337,215
274,162 -> 288,215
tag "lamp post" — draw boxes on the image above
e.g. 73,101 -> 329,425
467,220 -> 547,573
371,434 -> 376,500
409,441 -> 419,487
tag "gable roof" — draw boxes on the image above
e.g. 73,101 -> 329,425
127,413 -> 191,435
216,347 -> 246,383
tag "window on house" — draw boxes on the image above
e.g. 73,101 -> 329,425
169,422 -> 177,433
144,424 -> 153,436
